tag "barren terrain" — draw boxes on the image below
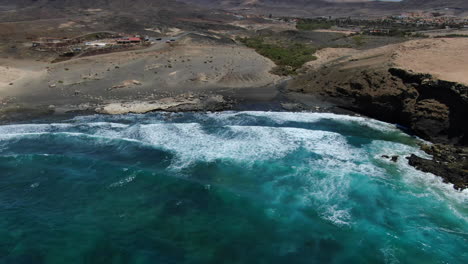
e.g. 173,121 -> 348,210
0,33 -> 281,114
0,0 -> 466,188
303,37 -> 468,85
393,38 -> 468,85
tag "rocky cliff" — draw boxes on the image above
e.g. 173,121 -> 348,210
289,67 -> 468,189
291,67 -> 467,145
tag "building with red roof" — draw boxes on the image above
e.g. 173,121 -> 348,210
116,37 -> 141,44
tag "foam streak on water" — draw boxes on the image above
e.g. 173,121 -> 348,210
0,111 -> 466,264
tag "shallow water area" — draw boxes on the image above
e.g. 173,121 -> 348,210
0,111 -> 466,264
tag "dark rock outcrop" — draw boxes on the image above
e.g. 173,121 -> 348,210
410,99 -> 450,142
389,68 -> 468,145
289,67 -> 468,189
408,144 -> 468,190
290,67 -> 468,145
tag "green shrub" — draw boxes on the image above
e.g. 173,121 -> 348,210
411,32 -> 429,38
296,19 -> 333,31
434,34 -> 468,38
351,35 -> 366,46
238,37 -> 316,75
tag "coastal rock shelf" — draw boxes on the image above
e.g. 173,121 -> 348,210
289,67 -> 468,189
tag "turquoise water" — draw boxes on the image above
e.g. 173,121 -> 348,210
0,111 -> 466,264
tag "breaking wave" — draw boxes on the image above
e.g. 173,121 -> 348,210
0,111 -> 466,263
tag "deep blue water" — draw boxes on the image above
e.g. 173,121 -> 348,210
0,111 -> 466,264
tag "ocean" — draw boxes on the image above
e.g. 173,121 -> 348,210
0,111 -> 466,263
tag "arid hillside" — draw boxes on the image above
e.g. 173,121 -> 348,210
3,0 -> 467,18
181,0 -> 468,15
289,37 -> 468,145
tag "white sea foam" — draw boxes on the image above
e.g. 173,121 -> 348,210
81,122 -> 130,129
0,123 -> 72,135
71,115 -> 381,227
299,158 -> 374,226
139,123 -> 297,168
207,111 -> 401,132
366,139 -> 468,222
109,173 -> 137,188
134,123 -> 361,169
0,132 -> 51,141
263,145 -> 383,226
0,111 -> 466,223
321,205 -> 352,226
381,246 -> 400,264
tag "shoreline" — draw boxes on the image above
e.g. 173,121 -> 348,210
0,90 -> 465,191
0,81 -> 359,125
0,36 -> 466,190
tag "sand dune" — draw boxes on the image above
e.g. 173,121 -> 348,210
393,38 -> 468,85
306,38 -> 468,85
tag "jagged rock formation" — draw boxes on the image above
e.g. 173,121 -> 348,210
289,66 -> 468,189
290,67 -> 467,145
408,144 -> 468,190
389,68 -> 468,145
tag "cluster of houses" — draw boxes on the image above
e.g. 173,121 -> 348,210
84,37 -> 143,47
389,12 -> 468,28
32,35 -> 146,51
301,14 -> 468,36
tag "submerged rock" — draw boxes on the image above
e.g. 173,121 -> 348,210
381,155 -> 399,162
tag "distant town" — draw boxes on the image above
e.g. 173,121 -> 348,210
29,9 -> 468,63
31,33 -> 177,62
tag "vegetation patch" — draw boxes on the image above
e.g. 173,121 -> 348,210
80,32 -> 117,41
434,34 -> 468,38
351,35 -> 366,46
296,19 -> 333,31
238,37 -> 317,75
